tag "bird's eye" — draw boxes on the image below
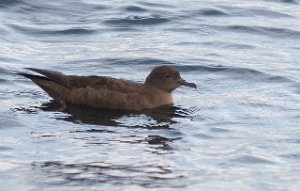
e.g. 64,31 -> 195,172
165,74 -> 170,78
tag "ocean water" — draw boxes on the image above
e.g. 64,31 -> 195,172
0,0 -> 300,190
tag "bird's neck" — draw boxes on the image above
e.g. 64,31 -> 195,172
143,84 -> 174,107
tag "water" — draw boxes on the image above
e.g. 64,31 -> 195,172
1,0 -> 300,190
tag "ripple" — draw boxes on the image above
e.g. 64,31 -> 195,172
124,5 -> 148,12
31,161 -> 187,188
105,58 -> 174,66
18,1 -> 109,16
210,127 -> 230,133
146,135 -> 179,145
175,64 -> 297,84
201,41 -> 255,49
11,105 -> 40,114
1,1 -> 300,190
104,15 -> 170,26
138,2 -> 174,8
0,117 -> 24,129
243,8 -> 292,18
184,6 -> 292,19
175,64 -> 260,74
219,6 -> 293,18
72,128 -> 116,134
0,78 -> 7,83
0,0 -> 21,8
5,89 -> 47,99
64,58 -> 175,68
232,155 -> 276,164
0,67 -> 8,74
197,8 -> 230,17
266,76 -> 294,83
267,0 -> 298,4
9,24 -> 95,36
281,153 -> 300,159
0,146 -> 12,151
194,133 -> 214,139
0,56 -> 18,62
175,106 -> 201,116
224,25 -> 300,39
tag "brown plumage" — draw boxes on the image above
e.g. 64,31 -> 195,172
20,65 -> 197,111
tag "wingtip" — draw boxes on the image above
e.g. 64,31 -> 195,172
18,72 -> 28,77
24,67 -> 40,73
19,68 -> 40,77
18,72 -> 50,81
18,72 -> 34,79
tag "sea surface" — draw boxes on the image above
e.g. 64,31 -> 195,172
0,0 -> 300,190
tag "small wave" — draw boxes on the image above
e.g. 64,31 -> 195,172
138,2 -> 174,8
105,58 -> 174,66
182,6 -> 292,20
266,0 -> 298,4
197,8 -> 230,17
0,78 -> 7,83
219,6 -> 293,18
243,8 -> 292,18
0,56 -> 18,62
64,58 -> 174,67
232,155 -> 276,164
0,146 -> 12,151
9,24 -> 95,36
104,15 -> 170,26
201,41 -> 255,49
0,67 -> 8,74
224,25 -> 300,39
175,64 -> 298,85
266,76 -> 294,83
175,106 -> 201,117
32,161 -> 187,188
123,5 -> 148,12
17,2 -> 109,14
194,133 -> 215,139
11,105 -> 40,114
0,0 -> 21,8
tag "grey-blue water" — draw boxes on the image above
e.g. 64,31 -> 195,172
0,0 -> 300,190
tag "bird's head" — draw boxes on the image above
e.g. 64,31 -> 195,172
145,65 -> 197,92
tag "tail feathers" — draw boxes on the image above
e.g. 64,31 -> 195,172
24,68 -> 69,88
19,72 -> 63,101
18,72 -> 51,81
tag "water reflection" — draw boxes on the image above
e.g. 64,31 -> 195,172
31,161 -> 187,188
40,101 -> 189,129
11,101 -> 189,152
40,102 -> 186,151
13,102 -> 192,188
146,135 -> 180,153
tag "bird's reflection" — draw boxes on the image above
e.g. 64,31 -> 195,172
40,101 -> 191,129
13,101 -> 197,152
38,101 -> 192,152
27,103 -> 192,188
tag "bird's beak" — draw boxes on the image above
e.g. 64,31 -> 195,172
178,79 -> 197,89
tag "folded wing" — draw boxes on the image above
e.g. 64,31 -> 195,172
25,68 -> 143,93
21,68 -> 149,110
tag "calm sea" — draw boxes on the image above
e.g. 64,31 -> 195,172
0,0 -> 300,190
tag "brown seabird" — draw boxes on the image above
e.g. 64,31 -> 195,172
20,65 -> 196,110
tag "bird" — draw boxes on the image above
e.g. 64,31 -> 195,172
20,65 -> 197,111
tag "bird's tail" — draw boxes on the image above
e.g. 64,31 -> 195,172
19,72 -> 63,101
